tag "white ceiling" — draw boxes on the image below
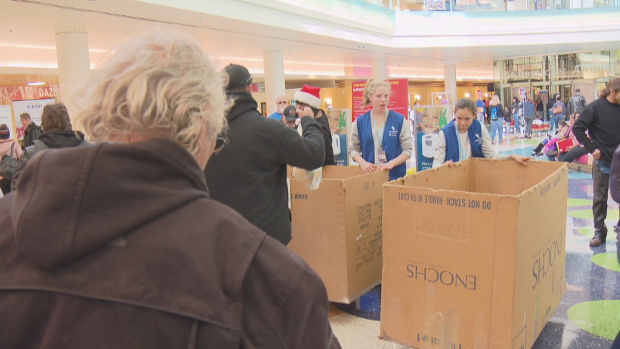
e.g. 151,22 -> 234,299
0,0 -> 618,85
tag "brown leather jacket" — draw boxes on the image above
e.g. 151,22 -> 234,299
0,139 -> 340,349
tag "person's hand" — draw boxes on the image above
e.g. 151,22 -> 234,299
510,154 -> 533,166
360,160 -> 377,174
444,160 -> 455,168
592,149 -> 601,160
378,161 -> 395,171
301,107 -> 315,119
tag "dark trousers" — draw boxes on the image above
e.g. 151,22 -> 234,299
592,160 -> 620,237
558,146 -> 589,163
0,178 -> 10,195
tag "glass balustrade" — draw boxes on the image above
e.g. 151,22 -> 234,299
279,0 -> 618,13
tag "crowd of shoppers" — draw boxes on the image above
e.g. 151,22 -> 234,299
0,26 -> 618,348
0,32 -> 340,349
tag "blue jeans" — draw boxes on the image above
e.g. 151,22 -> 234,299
553,114 -> 563,131
514,115 -> 521,133
525,116 -> 534,136
490,117 -> 504,142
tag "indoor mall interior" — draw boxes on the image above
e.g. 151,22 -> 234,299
0,0 -> 620,348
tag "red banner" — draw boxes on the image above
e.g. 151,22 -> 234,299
0,85 -> 60,103
351,79 -> 409,122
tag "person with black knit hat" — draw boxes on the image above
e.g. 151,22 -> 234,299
294,84 -> 335,166
0,124 -> 23,194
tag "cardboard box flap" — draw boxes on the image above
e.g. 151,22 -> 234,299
472,160 -> 567,196
385,158 -> 473,193
489,195 -> 520,349
511,165 -> 568,348
322,165 -> 364,180
288,179 -> 348,301
342,170 -> 388,302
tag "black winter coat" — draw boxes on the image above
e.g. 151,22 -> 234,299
22,122 -> 42,149
204,92 -> 325,245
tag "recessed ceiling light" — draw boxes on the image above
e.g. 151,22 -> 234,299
26,82 -> 46,86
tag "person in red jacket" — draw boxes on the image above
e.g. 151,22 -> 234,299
0,31 -> 339,349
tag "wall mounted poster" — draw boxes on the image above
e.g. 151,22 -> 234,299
12,98 -> 56,129
351,79 -> 409,122
414,105 -> 451,172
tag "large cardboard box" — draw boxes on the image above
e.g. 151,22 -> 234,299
381,159 -> 568,349
289,166 -> 389,303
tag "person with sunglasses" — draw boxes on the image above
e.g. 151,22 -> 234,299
0,33 -> 339,349
205,64 -> 326,247
269,95 -> 290,120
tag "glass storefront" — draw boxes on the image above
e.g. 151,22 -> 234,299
495,50 -> 618,120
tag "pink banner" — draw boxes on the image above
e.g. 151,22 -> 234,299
351,79 -> 409,122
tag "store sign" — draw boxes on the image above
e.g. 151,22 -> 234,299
505,64 -> 609,80
0,85 -> 60,103
12,98 -> 56,127
351,79 -> 409,122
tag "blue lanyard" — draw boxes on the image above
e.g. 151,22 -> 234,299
455,126 -> 469,160
372,111 -> 386,148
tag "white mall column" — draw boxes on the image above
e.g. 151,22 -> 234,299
55,31 -> 90,122
263,51 -> 285,117
444,62 -> 457,106
372,60 -> 388,80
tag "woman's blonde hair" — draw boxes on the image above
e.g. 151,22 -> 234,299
362,79 -> 391,109
74,31 -> 229,155
490,95 -> 501,106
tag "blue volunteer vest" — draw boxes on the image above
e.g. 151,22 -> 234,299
443,119 -> 484,163
357,110 -> 406,180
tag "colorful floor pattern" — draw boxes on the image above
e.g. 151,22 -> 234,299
328,133 -> 620,349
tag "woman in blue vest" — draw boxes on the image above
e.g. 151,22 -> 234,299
348,79 -> 413,180
432,98 -> 532,168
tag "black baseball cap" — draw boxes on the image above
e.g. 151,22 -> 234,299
283,106 -> 297,122
224,64 -> 252,90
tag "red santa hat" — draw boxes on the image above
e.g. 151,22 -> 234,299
294,85 -> 321,109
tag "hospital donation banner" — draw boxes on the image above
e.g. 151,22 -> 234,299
413,105 -> 451,172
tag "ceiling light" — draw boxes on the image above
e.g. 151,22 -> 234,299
26,82 -> 46,86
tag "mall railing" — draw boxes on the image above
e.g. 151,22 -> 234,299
357,0 -> 618,11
